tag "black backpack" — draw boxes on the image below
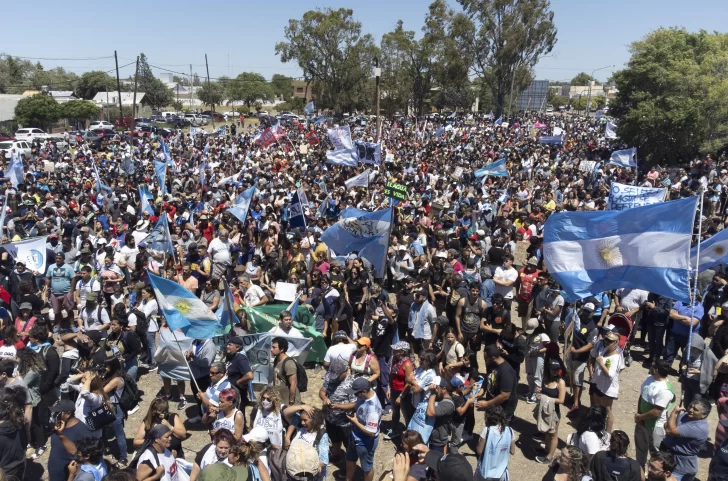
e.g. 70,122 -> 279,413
282,357 -> 308,393
130,308 -> 148,334
118,374 -> 141,416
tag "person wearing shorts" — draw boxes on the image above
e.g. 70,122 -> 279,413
567,304 -> 599,415
589,328 -> 625,433
345,378 -> 382,481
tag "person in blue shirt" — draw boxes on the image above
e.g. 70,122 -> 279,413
664,298 -> 703,367
345,378 -> 381,481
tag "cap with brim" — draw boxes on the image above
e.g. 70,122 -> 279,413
391,341 -> 410,352
524,318 -> 539,334
50,399 -> 76,413
85,330 -> 103,344
435,252 -> 447,259
228,336 -> 244,346
356,337 -> 371,347
423,451 -> 474,481
604,330 -> 620,341
346,377 -> 372,394
450,375 -> 465,388
333,330 -> 347,340
582,302 -> 595,312
19,302 -> 32,311
86,292 -> 98,302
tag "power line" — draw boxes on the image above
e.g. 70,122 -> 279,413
147,63 -> 302,83
0,53 -> 114,61
104,61 -> 136,75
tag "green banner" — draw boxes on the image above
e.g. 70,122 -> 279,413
243,303 -> 327,364
384,181 -> 407,201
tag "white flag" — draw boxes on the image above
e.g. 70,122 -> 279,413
605,121 -> 617,139
345,169 -> 371,189
4,237 -> 49,274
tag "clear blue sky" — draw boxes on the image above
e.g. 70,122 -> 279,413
2,0 -> 727,84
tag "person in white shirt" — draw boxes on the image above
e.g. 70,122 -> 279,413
241,275 -> 268,307
324,331 -> 357,379
493,254 -> 518,310
208,230 -> 232,281
118,235 -> 139,273
389,245 -> 414,283
269,310 -> 304,338
139,286 -> 160,371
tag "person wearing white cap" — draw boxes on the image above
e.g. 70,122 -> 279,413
524,318 -> 549,404
389,244 -> 414,285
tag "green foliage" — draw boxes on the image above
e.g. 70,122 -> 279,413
434,82 -> 475,111
226,72 -> 274,107
276,8 -> 379,114
60,100 -> 99,120
276,96 -> 306,114
570,72 -> 596,85
592,96 -> 606,109
76,71 -> 116,100
0,56 -> 79,94
137,53 -> 173,109
270,74 -> 293,101
171,101 -> 184,112
550,94 -> 568,109
196,82 -> 224,107
14,94 -> 61,129
571,96 -> 588,111
610,28 -> 728,164
460,0 -> 557,117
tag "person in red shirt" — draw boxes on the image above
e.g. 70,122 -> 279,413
515,257 -> 540,327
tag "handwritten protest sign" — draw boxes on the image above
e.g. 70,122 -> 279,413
579,160 -> 597,173
607,182 -> 666,211
384,182 -> 408,201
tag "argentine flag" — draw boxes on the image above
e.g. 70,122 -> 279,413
474,158 -> 508,178
543,196 -> 698,303
148,273 -> 219,339
609,147 -> 637,168
691,227 -> 728,272
228,186 -> 256,224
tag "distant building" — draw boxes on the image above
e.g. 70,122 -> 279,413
91,92 -> 150,107
0,94 -> 27,122
48,91 -> 78,103
291,80 -> 315,102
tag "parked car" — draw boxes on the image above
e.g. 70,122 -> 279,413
14,128 -> 49,141
88,121 -> 115,130
46,136 -> 69,150
255,111 -> 269,118
199,114 -> 212,124
0,140 -> 32,159
0,133 -> 13,141
135,118 -> 152,128
183,113 -> 201,126
200,110 -> 225,121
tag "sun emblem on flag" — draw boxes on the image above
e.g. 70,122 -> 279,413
174,299 -> 192,315
596,239 -> 623,268
714,245 -> 726,257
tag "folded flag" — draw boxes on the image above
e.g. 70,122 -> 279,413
304,101 -> 315,115
149,273 -> 219,339
543,196 -> 698,303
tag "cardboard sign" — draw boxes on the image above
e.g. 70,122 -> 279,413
273,281 -> 298,302
384,181 -> 407,201
513,240 -> 530,267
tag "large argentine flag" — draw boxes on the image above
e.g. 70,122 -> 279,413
691,227 -> 728,272
543,196 -> 698,303
474,158 -> 508,178
148,273 -> 219,339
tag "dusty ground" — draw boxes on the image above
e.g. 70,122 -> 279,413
27,339 -> 717,481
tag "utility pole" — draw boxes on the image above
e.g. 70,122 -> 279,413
205,54 -> 215,129
177,84 -> 179,108
114,51 -> 123,126
131,56 -> 139,131
374,57 -> 381,142
189,64 -> 193,112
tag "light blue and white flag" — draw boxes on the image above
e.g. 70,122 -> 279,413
289,191 -> 306,229
321,207 -> 392,277
121,156 -> 136,175
160,137 -> 175,170
149,273 -> 219,339
154,160 -> 167,194
4,152 -> 23,188
494,115 -> 503,126
190,126 -> 205,136
216,279 -> 241,334
215,125 -> 226,136
141,215 -> 175,255
317,194 -> 330,219
92,163 -> 113,194
326,148 -> 358,167
199,163 -> 206,186
436,125 -> 445,138
595,111 -> 602,120
4,236 -> 48,274
605,121 -> 617,139
139,186 -> 155,216
354,141 -> 381,165
691,227 -> 728,273
345,169 -> 371,190
328,126 -> 353,150
304,101 -> 315,116
313,116 -> 326,126
0,195 -> 7,237
473,158 -> 508,178
608,147 -> 637,168
227,186 -> 256,224
487,110 -> 494,119
543,196 -> 698,303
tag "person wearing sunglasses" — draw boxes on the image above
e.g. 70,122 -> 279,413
590,327 -> 626,433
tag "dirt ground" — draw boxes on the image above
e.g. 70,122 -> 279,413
26,339 -> 717,481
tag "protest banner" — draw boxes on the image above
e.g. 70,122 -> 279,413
243,303 -> 327,363
384,182 -> 408,201
579,160 -> 597,173
273,282 -> 298,302
355,141 -> 381,165
237,333 -> 312,385
513,240 -> 530,267
607,182 -> 666,211
452,167 -> 464,179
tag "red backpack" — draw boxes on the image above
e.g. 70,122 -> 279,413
518,269 -> 539,303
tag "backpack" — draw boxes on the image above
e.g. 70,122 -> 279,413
40,345 -> 61,386
282,357 -> 308,393
518,269 -> 539,303
118,374 -> 141,416
131,308 -> 148,334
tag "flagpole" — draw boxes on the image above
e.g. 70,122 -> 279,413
169,328 -> 202,393
682,190 -> 704,405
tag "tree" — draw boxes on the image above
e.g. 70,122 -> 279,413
571,72 -> 596,85
460,0 -> 557,118
137,53 -> 173,108
172,75 -> 190,86
434,82 -> 476,111
76,71 -> 116,100
192,73 -> 202,86
270,74 -> 293,100
226,72 -> 274,108
60,100 -> 100,129
197,82 -> 224,107
592,96 -> 606,109
14,94 -> 61,129
571,96 -> 588,112
610,28 -> 728,164
276,8 -> 379,114
550,94 -> 568,109
171,100 -> 184,112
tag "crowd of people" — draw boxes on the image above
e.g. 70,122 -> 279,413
0,109 -> 724,481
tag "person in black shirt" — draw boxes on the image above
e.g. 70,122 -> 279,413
498,324 -> 527,384
476,344 -> 518,424
223,337 -> 253,429
370,299 -> 397,412
396,277 -> 416,341
590,430 -> 642,481
481,293 -> 512,347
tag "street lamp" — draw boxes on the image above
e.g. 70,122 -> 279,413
586,64 -> 614,118
374,57 -> 381,141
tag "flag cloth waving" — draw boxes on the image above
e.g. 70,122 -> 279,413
691,227 -> 728,273
141,215 -> 175,255
320,207 -> 392,277
228,186 -> 256,224
149,273 -> 219,339
4,236 -> 48,274
474,158 -> 508,178
543,195 -> 697,303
